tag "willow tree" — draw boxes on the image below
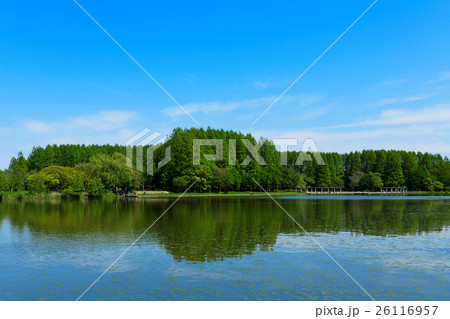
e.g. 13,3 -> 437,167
84,153 -> 133,190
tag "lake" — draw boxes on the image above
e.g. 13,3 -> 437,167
0,196 -> 448,301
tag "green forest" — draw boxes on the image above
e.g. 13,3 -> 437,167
1,127 -> 449,198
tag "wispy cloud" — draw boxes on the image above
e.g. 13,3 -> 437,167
181,73 -> 199,85
367,78 -> 411,91
252,103 -> 450,156
73,110 -> 137,131
377,78 -> 410,87
22,110 -> 138,133
369,105 -> 450,125
162,94 -> 322,120
373,93 -> 434,106
254,81 -> 270,89
253,122 -> 450,155
23,120 -> 52,133
429,71 -> 450,84
295,106 -> 328,121
438,71 -> 450,81
1,111 -> 142,169
328,104 -> 450,129
162,98 -> 266,119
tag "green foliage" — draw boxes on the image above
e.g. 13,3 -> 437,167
384,152 -> 405,186
189,164 -> 214,192
84,153 -> 133,190
172,176 -> 190,192
61,188 -> 78,199
425,178 -> 444,192
359,172 -> 383,191
5,153 -> 28,191
4,167 -> 26,191
71,173 -> 85,193
132,169 -> 143,190
213,167 -> 229,192
87,178 -> 105,198
61,173 -> 85,199
0,171 -> 8,191
26,173 -> 47,194
344,152 -> 362,189
212,166 -> 242,192
27,144 -> 125,169
285,168 -> 305,189
315,163 -> 331,187
402,152 -> 418,189
40,165 -> 79,190
349,171 -> 365,190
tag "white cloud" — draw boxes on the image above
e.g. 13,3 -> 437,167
373,105 -> 450,125
162,94 -> 322,120
48,128 -> 136,146
0,110 -> 181,169
252,104 -> 450,155
429,71 -> 450,84
22,110 -> 138,134
73,110 -> 137,131
295,107 -> 328,121
372,78 -> 411,89
331,104 -> 450,129
23,120 -> 52,133
254,81 -> 270,89
439,71 -> 450,81
162,96 -> 275,119
374,93 -> 433,106
253,124 -> 450,155
0,110 -> 140,168
363,104 -> 450,126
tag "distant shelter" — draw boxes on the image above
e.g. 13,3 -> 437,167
306,186 -> 343,194
380,186 -> 407,194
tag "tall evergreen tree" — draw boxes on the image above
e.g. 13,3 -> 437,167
384,152 -> 405,186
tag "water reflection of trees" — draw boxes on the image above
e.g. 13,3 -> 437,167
153,198 -> 283,262
0,198 -> 448,262
279,198 -> 449,236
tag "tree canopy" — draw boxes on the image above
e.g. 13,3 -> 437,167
0,127 -> 449,195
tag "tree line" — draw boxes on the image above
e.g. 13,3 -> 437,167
1,127 -> 449,196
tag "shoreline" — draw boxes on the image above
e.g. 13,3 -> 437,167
1,191 -> 449,201
137,191 -> 448,198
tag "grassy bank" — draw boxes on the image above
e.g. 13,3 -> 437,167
138,190 -> 450,198
1,190 -> 449,201
137,190 -> 306,198
0,191 -> 117,200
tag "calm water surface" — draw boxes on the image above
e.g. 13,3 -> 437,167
0,196 -> 448,300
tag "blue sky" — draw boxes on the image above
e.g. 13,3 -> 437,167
1,0 -> 450,168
